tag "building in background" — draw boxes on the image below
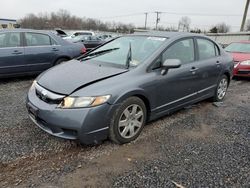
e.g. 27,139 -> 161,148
0,18 -> 20,29
207,32 -> 250,48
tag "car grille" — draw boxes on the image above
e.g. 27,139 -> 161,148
237,70 -> 250,75
35,83 -> 65,104
35,116 -> 78,138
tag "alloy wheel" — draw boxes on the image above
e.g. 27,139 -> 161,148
217,78 -> 228,100
118,104 -> 144,139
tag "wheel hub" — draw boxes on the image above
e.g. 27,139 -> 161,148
217,78 -> 228,100
118,104 -> 144,139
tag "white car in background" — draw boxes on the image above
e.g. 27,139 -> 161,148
63,31 -> 95,40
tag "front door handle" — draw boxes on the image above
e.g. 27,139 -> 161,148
190,67 -> 199,75
12,50 -> 23,55
216,61 -> 221,65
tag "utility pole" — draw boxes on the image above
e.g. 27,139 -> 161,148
155,11 -> 161,30
240,0 -> 250,31
144,12 -> 148,29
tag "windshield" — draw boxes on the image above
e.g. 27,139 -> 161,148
225,42 -> 250,53
81,36 -> 167,67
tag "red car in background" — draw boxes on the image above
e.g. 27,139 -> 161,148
225,41 -> 250,77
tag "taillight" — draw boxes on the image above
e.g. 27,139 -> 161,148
81,47 -> 87,54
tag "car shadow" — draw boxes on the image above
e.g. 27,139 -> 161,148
0,75 -> 36,84
233,76 -> 250,81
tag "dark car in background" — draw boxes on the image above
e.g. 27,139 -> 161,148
0,29 -> 86,78
225,41 -> 250,77
97,34 -> 113,42
66,35 -> 105,51
27,31 -> 233,145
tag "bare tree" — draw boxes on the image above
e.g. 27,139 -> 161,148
165,26 -> 178,32
155,25 -> 178,31
178,16 -> 191,32
190,28 -> 202,33
209,26 -> 218,33
19,9 -> 135,33
209,23 -> 230,33
215,22 -> 230,33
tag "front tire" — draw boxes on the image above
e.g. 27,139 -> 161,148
109,97 -> 147,144
54,58 -> 68,66
212,75 -> 229,102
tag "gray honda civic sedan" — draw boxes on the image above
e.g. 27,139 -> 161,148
26,31 -> 234,145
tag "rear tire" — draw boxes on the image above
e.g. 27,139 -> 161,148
109,97 -> 147,144
54,58 -> 68,66
212,75 -> 229,102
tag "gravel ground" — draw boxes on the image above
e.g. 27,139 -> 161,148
113,79 -> 250,188
0,77 -> 249,187
0,77 -> 77,163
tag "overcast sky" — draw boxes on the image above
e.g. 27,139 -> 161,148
1,0 -> 248,31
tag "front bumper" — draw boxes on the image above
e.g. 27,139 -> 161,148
233,64 -> 250,77
26,85 -> 119,144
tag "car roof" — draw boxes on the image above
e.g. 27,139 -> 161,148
0,29 -> 73,45
69,31 -> 95,35
132,30 -> 201,38
0,28 -> 52,34
73,30 -> 94,33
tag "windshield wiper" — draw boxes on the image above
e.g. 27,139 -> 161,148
125,42 -> 132,69
81,47 -> 119,61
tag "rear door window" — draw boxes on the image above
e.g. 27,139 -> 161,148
0,32 -> 21,48
197,38 -> 217,60
25,33 -> 51,46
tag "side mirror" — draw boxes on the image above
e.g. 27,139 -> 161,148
161,59 -> 181,75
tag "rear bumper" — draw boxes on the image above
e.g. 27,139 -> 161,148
26,85 -> 119,144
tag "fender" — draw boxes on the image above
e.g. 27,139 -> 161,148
110,88 -> 151,107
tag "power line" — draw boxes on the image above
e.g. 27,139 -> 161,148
94,11 -> 244,30
160,11 -> 243,17
97,13 -> 144,19
97,11 -> 244,20
159,21 -> 240,28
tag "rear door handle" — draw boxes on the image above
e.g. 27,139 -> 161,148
12,50 -> 23,55
190,67 -> 199,72
52,48 -> 59,51
216,61 -> 221,65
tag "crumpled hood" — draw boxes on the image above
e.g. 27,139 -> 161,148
37,60 -> 128,95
